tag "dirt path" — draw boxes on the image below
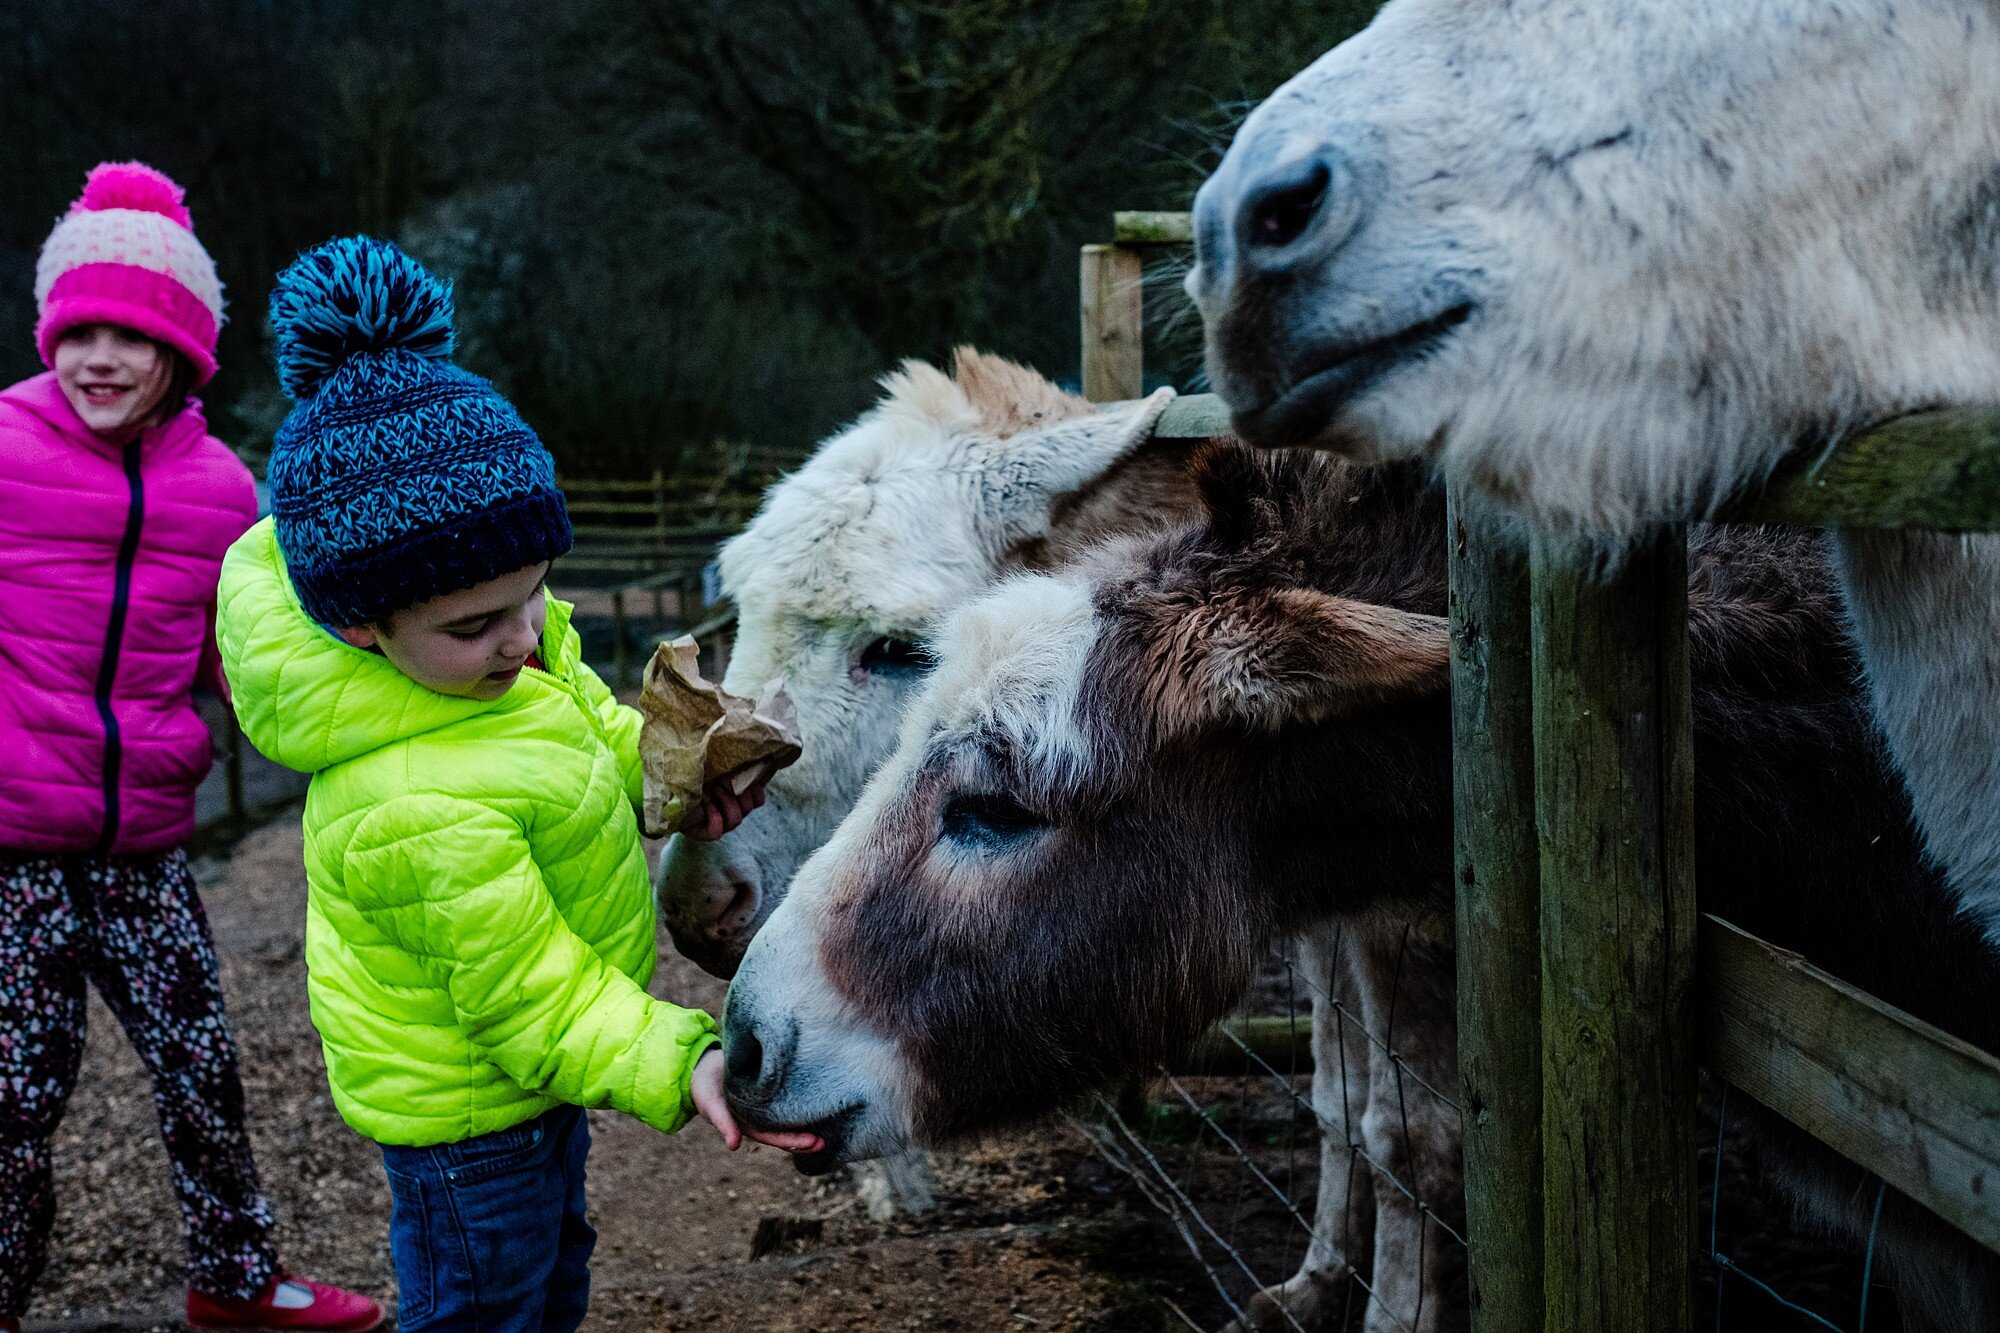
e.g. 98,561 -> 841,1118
26,815 -> 1196,1332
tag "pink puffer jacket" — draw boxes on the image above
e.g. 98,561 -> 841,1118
0,372 -> 256,855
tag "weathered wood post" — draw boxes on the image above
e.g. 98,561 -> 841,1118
1080,243 -> 1143,402
1532,531 -> 1698,1331
1082,225 -> 1152,1130
710,619 -> 732,682
612,587 -> 630,692
649,466 -> 668,574
1448,492 -> 1543,1333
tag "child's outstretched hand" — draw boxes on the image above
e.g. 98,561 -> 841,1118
682,778 -> 768,842
690,1046 -> 826,1155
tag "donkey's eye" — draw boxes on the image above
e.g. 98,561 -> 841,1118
940,792 -> 1048,850
859,636 -> 935,677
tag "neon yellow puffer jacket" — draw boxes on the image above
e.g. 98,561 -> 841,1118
216,518 -> 717,1146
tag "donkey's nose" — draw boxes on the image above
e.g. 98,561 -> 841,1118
721,995 -> 795,1107
658,839 -> 766,980
725,1023 -> 764,1085
1191,141 -> 1366,310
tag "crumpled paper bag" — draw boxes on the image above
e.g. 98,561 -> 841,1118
637,636 -> 802,836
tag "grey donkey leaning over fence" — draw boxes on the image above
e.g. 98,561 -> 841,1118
1185,0 -> 2000,944
722,446 -> 2000,1333
656,348 -> 1207,1212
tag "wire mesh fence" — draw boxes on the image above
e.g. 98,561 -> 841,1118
1069,922 -> 1913,1333
1070,923 -> 1467,1333
1704,1085 -> 1897,1333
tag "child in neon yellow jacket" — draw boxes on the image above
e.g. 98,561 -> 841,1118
217,238 -> 816,1333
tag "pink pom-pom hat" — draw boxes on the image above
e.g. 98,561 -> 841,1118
34,161 -> 224,385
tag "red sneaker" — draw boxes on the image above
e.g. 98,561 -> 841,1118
187,1274 -> 384,1333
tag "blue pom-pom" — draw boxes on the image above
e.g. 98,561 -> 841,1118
270,236 -> 455,399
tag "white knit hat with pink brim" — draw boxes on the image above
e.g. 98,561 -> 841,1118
35,161 -> 224,385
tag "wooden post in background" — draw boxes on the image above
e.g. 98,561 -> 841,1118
1448,493 -> 1543,1333
1532,531 -> 1697,1332
612,587 -> 630,692
1084,234 -> 1148,1128
1080,243 -> 1143,402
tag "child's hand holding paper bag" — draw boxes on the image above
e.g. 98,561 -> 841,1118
637,636 -> 802,839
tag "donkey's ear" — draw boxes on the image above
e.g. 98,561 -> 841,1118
977,387 -> 1177,544
1180,589 -> 1451,735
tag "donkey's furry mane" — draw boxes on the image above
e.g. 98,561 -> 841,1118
1129,444 -> 1862,725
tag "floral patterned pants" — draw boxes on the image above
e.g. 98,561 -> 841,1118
0,849 -> 279,1314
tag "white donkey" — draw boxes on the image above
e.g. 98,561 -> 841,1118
658,350 -> 1188,976
1185,0 -> 2000,938
657,349 -> 1195,1213
666,353 -> 1391,1273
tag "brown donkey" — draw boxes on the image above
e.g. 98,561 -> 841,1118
725,446 -> 2000,1332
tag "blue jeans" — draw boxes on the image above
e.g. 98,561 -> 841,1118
379,1106 -> 595,1333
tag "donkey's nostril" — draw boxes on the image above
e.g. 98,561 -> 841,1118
1245,160 -> 1333,251
722,985 -> 797,1103
725,1025 -> 765,1088
715,871 -> 759,939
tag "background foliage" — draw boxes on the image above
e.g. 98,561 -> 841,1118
0,0 -> 1378,477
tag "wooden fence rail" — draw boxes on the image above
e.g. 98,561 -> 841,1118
557,471 -> 766,585
553,470 -> 764,689
1084,213 -> 2000,1333
1701,915 -> 2000,1253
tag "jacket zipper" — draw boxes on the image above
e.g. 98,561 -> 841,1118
521,660 -> 611,744
91,439 -> 145,855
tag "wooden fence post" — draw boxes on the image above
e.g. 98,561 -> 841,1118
1448,493 -> 1543,1333
650,467 -> 667,571
710,621 -> 732,682
612,587 -> 630,692
1080,243 -> 1143,402
1084,233 -> 1150,1128
1532,531 -> 1697,1332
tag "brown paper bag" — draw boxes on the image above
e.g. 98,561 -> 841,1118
637,636 -> 802,836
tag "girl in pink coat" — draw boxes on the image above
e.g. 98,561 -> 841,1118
0,163 -> 379,1333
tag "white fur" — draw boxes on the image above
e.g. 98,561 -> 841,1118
1190,0 -> 2000,937
1835,532 -> 2000,938
1224,927 -> 1384,1333
905,573 -> 1099,788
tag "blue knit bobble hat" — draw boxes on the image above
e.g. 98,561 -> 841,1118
265,236 -> 571,627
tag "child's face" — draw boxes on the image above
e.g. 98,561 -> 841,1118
339,562 -> 551,701
54,323 -> 175,438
